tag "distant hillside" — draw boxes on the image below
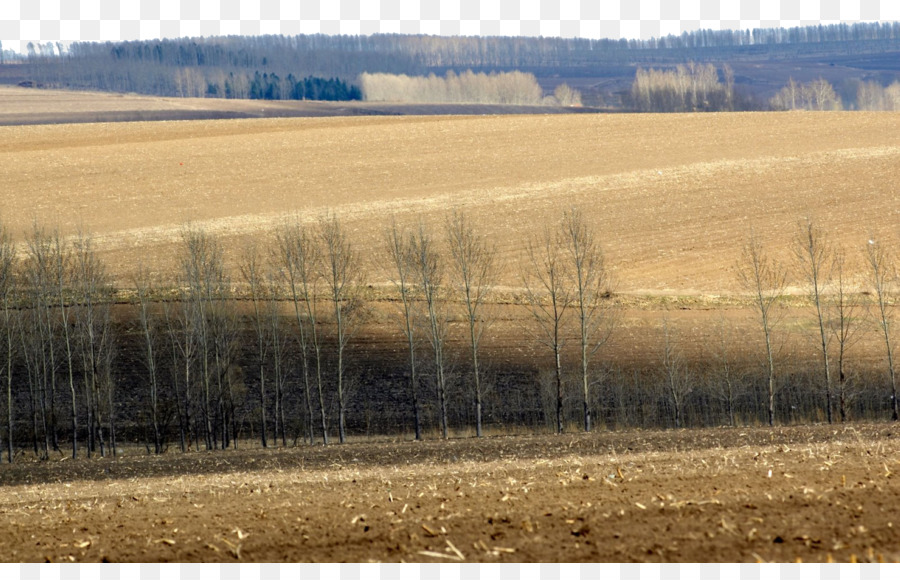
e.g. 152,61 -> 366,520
3,22 -> 900,110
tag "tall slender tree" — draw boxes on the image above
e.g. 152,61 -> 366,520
276,220 -> 328,445
179,226 -> 231,449
523,225 -> 572,434
411,222 -> 450,439
446,211 -> 496,437
320,214 -> 362,444
831,251 -> 863,422
660,317 -> 690,429
865,237 -> 899,421
385,218 -> 422,440
737,232 -> 786,427
72,231 -> 114,457
240,241 -> 272,448
134,264 -> 163,453
793,219 -> 835,423
561,208 -> 615,433
0,220 -> 16,462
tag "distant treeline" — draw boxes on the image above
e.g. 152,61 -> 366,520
9,21 -> 900,102
360,70 -> 580,106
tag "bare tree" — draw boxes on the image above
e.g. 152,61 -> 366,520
831,251 -> 864,422
561,208 -> 615,432
265,274 -> 289,446
276,220 -> 328,445
72,231 -> 115,457
865,237 -> 899,421
660,317 -> 691,428
411,222 -> 450,439
793,219 -> 834,423
179,226 -> 233,449
446,211 -> 496,437
320,214 -> 362,444
20,225 -> 66,458
162,279 -> 198,452
708,316 -> 741,427
134,264 -> 162,453
385,218 -> 423,440
523,225 -> 572,434
737,233 -> 786,426
50,231 -> 80,459
0,220 -> 16,462
240,241 -> 272,448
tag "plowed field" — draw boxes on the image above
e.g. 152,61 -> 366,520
4,92 -> 900,563
1,425 -> 899,562
2,104 -> 898,295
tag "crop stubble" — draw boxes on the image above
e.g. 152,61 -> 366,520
0,425 -> 898,562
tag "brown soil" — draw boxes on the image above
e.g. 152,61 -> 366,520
1,424 -> 898,563
1,94 -> 898,300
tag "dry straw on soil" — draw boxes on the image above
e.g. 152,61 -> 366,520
2,104 -> 898,297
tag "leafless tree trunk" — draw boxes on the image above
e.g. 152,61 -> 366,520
240,241 -> 271,448
561,208 -> 615,433
661,317 -> 690,429
20,227 -> 54,458
411,222 -> 450,439
22,225 -> 67,458
162,285 -> 197,452
180,226 -> 231,449
320,214 -> 362,444
385,218 -> 422,440
865,237 -> 899,421
710,316 -> 740,427
831,251 -> 863,422
49,231 -> 80,459
276,220 -> 328,445
134,264 -> 162,453
793,219 -> 834,423
738,233 -> 786,427
265,276 -> 289,446
72,232 -> 113,458
446,211 -> 497,437
524,226 -> 572,434
0,221 -> 16,462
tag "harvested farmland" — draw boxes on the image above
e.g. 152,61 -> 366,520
3,93 -> 900,563
1,108 -> 898,294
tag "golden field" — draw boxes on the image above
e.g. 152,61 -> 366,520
2,89 -> 898,296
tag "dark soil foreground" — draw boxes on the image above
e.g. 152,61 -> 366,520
1,424 -> 899,563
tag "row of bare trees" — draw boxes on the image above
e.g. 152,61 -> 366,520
0,223 -> 116,462
630,63 -> 736,112
770,78 -> 843,111
738,220 -> 900,429
360,70 -> 561,105
856,80 -> 900,111
5,213 -> 900,460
